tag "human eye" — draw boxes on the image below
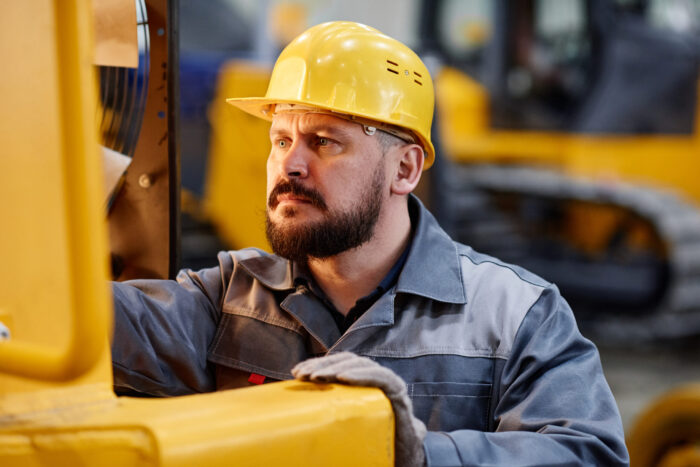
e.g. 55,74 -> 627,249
312,135 -> 343,155
275,138 -> 289,149
315,136 -> 338,149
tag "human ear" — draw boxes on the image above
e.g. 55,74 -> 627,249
390,144 -> 424,195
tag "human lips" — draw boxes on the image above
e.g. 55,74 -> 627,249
277,193 -> 311,203
276,193 -> 312,205
268,180 -> 327,210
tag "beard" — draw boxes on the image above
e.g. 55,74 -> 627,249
265,166 -> 385,263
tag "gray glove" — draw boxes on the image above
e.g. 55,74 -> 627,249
292,352 -> 427,467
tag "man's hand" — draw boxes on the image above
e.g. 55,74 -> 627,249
292,352 -> 427,467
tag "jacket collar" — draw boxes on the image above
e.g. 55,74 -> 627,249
238,194 -> 466,304
238,253 -> 294,291
396,194 -> 466,304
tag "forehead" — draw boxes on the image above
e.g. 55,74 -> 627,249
270,112 -> 361,136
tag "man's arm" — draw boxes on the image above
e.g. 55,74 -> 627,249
294,286 -> 629,466
423,286 -> 629,466
111,253 -> 230,396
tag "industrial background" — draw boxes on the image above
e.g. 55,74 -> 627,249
2,0 -> 700,465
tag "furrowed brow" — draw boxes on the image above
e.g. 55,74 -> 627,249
304,124 -> 355,139
269,127 -> 290,139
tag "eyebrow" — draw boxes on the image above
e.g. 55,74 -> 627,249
270,122 -> 356,140
309,125 -> 355,139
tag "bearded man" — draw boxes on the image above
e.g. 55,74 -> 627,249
111,21 -> 629,467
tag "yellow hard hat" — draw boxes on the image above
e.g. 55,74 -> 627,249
227,21 -> 436,169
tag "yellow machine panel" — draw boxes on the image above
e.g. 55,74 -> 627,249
627,383 -> 700,467
0,0 -> 112,392
432,39 -> 700,319
1,381 -> 393,467
205,62 -> 272,251
436,65 -> 700,196
0,3 -> 394,466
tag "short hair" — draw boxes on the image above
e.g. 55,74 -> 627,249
376,130 -> 406,153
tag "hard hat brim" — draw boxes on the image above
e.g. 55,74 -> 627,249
226,96 -> 435,169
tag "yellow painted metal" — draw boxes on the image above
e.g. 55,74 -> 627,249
0,381 -> 394,466
658,445 -> 700,467
1,4 -> 393,466
435,67 -> 568,166
435,66 -> 700,205
268,2 -> 308,47
0,1 -> 111,382
205,61 -> 272,250
627,383 -> 700,467
435,67 -> 490,140
566,135 -> 700,206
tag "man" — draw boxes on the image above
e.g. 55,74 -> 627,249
112,21 -> 629,466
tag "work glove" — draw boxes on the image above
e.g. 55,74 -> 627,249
292,352 -> 427,467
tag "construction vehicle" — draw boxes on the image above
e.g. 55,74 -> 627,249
628,383 -> 700,466
413,0 -> 700,331
0,2 -> 394,465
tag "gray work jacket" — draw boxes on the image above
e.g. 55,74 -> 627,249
112,196 -> 629,466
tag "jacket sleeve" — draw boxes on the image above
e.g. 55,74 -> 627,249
423,286 -> 630,466
111,252 -> 233,397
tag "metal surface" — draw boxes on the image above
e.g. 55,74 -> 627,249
438,164 -> 700,321
0,381 -> 393,466
0,323 -> 10,341
1,5 -> 394,465
107,0 -> 179,280
205,62 -> 272,251
0,0 -> 111,381
97,0 -> 149,158
167,0 -> 181,277
627,383 -> 700,467
426,0 -> 700,322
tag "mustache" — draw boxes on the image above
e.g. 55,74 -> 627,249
268,179 -> 327,210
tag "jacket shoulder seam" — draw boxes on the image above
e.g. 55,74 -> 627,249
458,249 -> 549,289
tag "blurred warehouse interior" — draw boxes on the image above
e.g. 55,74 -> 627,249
4,1 -> 695,465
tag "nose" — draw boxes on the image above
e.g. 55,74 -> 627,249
278,140 -> 309,179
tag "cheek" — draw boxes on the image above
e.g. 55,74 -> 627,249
266,153 -> 275,175
266,156 -> 278,195
327,169 -> 367,204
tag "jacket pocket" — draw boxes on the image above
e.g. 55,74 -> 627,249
207,311 -> 312,384
409,382 -> 491,432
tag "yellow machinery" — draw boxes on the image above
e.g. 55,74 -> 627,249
205,61 -> 272,251
0,2 -> 393,465
627,384 -> 700,466
413,0 -> 700,322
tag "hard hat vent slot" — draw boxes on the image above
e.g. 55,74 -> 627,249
386,59 -> 399,75
414,71 -> 423,85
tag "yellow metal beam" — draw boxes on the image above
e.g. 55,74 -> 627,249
0,381 -> 394,466
627,383 -> 700,467
205,62 -> 273,250
1,5 -> 394,466
0,0 -> 110,382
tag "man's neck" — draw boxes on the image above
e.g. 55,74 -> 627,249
307,199 -> 412,316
